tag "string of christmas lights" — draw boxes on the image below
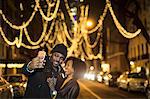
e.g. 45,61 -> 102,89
0,0 -> 141,60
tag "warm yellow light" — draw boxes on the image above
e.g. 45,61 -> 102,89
0,64 -> 6,68
7,64 -> 24,68
130,61 -> 134,65
90,66 -> 94,70
0,64 -> 24,68
0,0 -> 141,60
101,63 -> 110,72
136,67 -> 141,73
86,20 -> 93,27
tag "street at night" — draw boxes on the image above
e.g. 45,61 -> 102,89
0,0 -> 150,99
78,79 -> 146,99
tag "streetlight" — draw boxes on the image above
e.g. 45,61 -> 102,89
86,20 -> 94,29
130,61 -> 135,71
86,21 -> 93,27
90,66 -> 94,71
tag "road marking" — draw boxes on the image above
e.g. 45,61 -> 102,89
86,80 -> 127,97
78,81 -> 102,99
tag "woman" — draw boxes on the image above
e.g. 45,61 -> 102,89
47,57 -> 86,99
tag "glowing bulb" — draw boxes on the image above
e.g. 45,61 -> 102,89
86,21 -> 93,27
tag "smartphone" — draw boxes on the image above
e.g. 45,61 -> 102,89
37,51 -> 46,61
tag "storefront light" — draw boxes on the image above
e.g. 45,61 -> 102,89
7,64 -> 24,68
0,64 -> 6,68
0,63 -> 24,68
130,61 -> 134,65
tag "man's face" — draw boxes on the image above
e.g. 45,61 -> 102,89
51,52 -> 65,67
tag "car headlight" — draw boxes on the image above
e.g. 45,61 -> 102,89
84,73 -> 88,79
144,80 -> 148,87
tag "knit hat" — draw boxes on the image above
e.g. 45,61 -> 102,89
51,44 -> 67,58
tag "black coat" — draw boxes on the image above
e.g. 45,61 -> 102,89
22,56 -> 65,99
57,79 -> 80,99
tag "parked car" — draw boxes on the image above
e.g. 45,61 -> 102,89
103,71 -> 121,86
117,72 -> 148,92
84,71 -> 96,81
96,71 -> 107,83
0,76 -> 14,99
3,74 -> 27,97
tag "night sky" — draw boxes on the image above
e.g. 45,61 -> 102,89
85,0 -> 106,26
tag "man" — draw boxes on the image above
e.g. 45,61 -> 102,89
22,44 -> 67,98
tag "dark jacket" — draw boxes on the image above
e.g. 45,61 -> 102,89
57,79 -> 80,99
22,56 -> 65,98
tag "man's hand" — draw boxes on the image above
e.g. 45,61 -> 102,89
47,77 -> 57,91
28,51 -> 46,70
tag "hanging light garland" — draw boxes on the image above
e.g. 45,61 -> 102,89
0,27 -> 17,45
0,0 -> 141,60
106,0 -> 141,38
87,4 -> 108,34
0,0 -> 59,49
35,0 -> 60,21
0,5 -> 38,30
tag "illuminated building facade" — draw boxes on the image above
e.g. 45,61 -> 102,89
102,0 -> 150,74
127,0 -> 150,76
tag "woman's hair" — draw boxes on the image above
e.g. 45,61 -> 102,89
65,57 -> 87,79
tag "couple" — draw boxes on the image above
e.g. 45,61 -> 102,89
22,44 -> 86,99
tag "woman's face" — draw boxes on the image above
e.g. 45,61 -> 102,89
64,60 -> 74,76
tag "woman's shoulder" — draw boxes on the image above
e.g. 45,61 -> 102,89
69,79 -> 79,87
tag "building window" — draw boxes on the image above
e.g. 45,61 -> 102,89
141,44 -> 144,55
143,0 -> 146,10
0,43 -> 5,58
141,43 -> 149,59
146,43 -> 148,54
133,47 -> 136,58
143,43 -> 146,54
0,43 -> 2,57
130,47 -> 132,58
2,44 -> 4,57
138,45 -> 140,59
